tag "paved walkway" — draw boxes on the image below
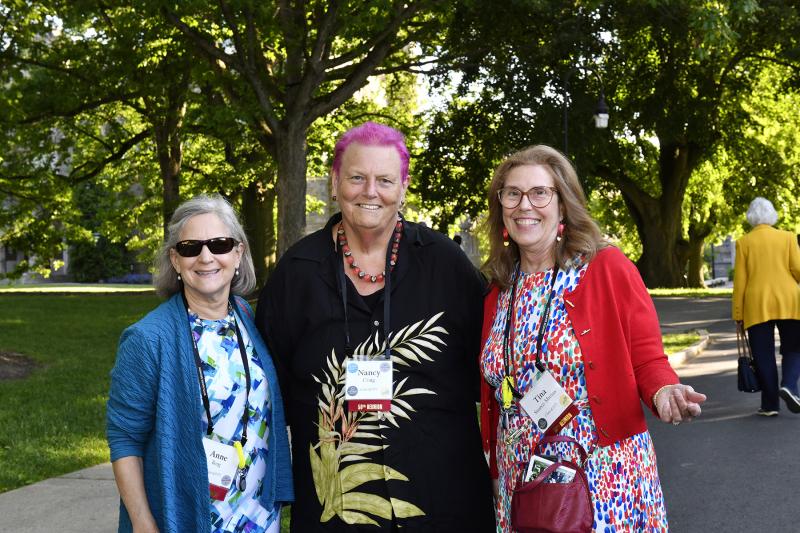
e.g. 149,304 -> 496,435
0,463 -> 117,532
0,296 -> 726,533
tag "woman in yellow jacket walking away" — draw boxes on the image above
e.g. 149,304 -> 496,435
733,197 -> 800,416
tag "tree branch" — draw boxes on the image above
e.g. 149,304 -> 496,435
164,6 -> 281,134
182,163 -> 215,180
163,8 -> 237,70
18,91 -> 141,125
68,129 -> 151,184
1,53 -> 91,82
292,1 -> 340,109
305,1 -> 423,124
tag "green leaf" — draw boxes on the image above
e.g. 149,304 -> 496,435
390,497 -> 426,518
340,463 -> 386,492
342,492 -> 393,520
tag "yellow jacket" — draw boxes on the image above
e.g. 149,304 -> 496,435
732,225 -> 800,328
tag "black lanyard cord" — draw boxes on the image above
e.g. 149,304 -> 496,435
502,265 -> 559,391
183,293 -> 252,446
336,220 -> 398,360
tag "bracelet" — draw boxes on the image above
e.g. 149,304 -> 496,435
652,385 -> 673,413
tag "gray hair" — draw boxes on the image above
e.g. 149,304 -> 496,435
746,197 -> 778,227
153,194 -> 256,298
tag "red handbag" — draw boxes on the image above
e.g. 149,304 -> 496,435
511,435 -> 593,533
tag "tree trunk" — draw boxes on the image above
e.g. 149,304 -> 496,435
241,178 -> 277,288
686,236 -> 706,288
154,124 -> 182,239
149,77 -> 188,238
634,215 -> 686,288
274,124 -> 308,257
619,141 -> 699,288
686,214 -> 715,288
623,186 -> 686,288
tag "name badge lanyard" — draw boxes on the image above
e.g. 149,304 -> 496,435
182,293 -> 252,492
501,265 -> 559,426
335,224 -> 396,361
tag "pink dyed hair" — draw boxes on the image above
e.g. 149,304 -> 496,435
331,121 -> 411,184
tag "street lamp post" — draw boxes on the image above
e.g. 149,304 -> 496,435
563,67 -> 609,158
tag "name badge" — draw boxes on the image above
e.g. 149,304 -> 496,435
518,369 -> 578,435
202,438 -> 238,501
344,357 -> 393,412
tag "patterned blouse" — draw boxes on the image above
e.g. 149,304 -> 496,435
481,265 -> 668,532
190,309 -> 279,533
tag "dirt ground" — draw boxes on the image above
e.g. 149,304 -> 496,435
0,350 -> 38,380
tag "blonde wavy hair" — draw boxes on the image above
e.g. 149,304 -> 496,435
482,145 -> 606,289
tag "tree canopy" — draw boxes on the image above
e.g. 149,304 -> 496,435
1,1 -> 435,281
416,0 -> 800,287
2,0 -> 799,287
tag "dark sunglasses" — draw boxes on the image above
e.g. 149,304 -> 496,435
174,237 -> 238,257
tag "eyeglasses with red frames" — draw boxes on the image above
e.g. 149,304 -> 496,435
174,237 -> 238,257
497,186 -> 558,209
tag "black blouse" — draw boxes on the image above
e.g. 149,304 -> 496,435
256,214 -> 494,532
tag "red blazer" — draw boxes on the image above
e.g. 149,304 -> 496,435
480,247 -> 678,477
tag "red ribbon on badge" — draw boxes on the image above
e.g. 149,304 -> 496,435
546,402 -> 580,436
348,400 -> 391,412
210,482 -> 229,501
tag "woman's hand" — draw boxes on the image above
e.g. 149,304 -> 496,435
654,384 -> 707,425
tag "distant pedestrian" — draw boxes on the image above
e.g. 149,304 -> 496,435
480,145 -> 706,532
733,197 -> 800,416
106,194 -> 292,533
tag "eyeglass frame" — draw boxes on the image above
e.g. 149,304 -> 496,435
174,237 -> 239,257
496,186 -> 559,209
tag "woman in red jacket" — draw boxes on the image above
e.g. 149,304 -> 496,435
479,145 -> 706,532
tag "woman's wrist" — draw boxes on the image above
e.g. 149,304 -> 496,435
652,384 -> 673,412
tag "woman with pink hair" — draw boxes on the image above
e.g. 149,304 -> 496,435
256,122 -> 495,532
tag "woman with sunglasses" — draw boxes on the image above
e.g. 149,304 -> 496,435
479,145 -> 706,531
106,194 -> 292,533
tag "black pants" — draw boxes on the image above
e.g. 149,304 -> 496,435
747,319 -> 800,411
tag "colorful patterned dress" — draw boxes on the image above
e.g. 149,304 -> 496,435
191,309 -> 279,533
480,264 -> 669,532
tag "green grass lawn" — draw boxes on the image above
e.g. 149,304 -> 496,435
662,331 -> 701,354
649,287 -> 732,298
0,284 -> 154,293
0,293 -> 160,492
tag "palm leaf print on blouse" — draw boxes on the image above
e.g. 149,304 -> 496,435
309,312 -> 447,525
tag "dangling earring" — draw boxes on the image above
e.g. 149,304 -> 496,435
502,227 -> 510,247
235,267 -> 240,277
177,272 -> 182,281
556,222 -> 565,242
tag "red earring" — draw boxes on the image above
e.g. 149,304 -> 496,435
502,227 -> 510,247
556,222 -> 565,242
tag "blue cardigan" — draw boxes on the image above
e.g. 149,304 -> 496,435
106,293 -> 293,533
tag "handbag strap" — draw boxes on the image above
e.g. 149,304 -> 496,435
536,435 -> 591,466
736,323 -> 753,360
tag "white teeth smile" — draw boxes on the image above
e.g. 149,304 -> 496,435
357,204 -> 381,210
195,269 -> 220,276
515,219 -> 541,226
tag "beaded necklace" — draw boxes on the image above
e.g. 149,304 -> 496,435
337,217 -> 403,283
